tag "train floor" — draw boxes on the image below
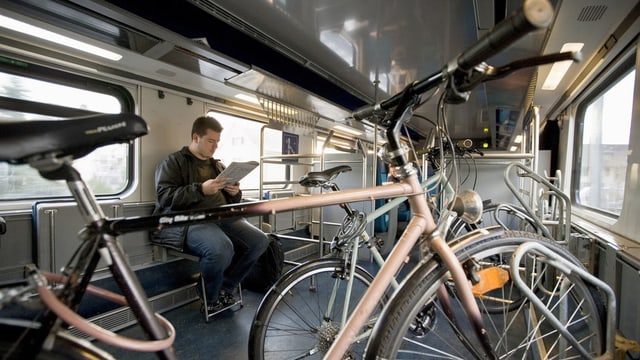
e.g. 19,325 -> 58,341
97,230 -> 406,359
95,287 -> 268,360
95,241 -> 402,359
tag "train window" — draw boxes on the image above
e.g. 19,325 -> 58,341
0,70 -> 130,201
573,67 -> 635,216
206,111 -> 286,190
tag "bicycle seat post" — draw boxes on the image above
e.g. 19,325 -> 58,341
299,165 -> 356,217
34,159 -> 106,223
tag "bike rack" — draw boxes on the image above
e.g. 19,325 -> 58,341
504,162 -> 571,244
510,241 -> 616,359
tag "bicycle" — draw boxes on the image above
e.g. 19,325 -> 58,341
323,0 -> 615,358
248,152 -> 483,359
0,114 -> 461,360
0,100 -> 473,360
0,1 -> 613,359
248,0 -> 612,358
0,113 -> 178,359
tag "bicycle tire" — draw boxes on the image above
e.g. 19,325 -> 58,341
365,230 -> 605,359
248,257 -> 384,360
0,323 -> 113,359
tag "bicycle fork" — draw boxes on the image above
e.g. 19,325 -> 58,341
429,235 -> 497,359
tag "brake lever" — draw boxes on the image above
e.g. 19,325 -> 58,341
459,51 -> 581,92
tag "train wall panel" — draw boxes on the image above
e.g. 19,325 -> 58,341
32,201 -> 156,274
0,212 -> 34,282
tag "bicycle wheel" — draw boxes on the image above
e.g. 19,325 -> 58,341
366,230 -> 605,359
448,203 -> 539,241
248,257 -> 385,360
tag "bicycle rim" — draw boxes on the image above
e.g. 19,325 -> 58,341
366,230 -> 605,359
248,258 -> 381,360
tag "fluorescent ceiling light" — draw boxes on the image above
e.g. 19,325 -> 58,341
541,42 -> 583,90
0,14 -> 122,61
513,134 -> 523,144
509,145 -> 518,152
333,124 -> 362,136
234,93 -> 260,105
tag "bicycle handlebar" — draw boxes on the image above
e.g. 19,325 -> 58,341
351,0 -> 554,121
456,0 -> 553,71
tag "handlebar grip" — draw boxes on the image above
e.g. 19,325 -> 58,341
352,103 -> 379,121
457,0 -> 554,71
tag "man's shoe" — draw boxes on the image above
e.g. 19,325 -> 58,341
219,289 -> 237,306
201,300 -> 226,314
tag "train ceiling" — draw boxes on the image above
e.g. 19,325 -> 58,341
1,0 -> 638,149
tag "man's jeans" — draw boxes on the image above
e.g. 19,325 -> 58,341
185,217 -> 269,302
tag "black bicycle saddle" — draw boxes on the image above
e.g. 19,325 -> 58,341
0,113 -> 148,164
298,165 -> 352,188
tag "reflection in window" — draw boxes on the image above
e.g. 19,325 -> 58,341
370,71 -> 389,93
320,29 -> 354,66
0,71 -> 127,200
576,69 -> 634,215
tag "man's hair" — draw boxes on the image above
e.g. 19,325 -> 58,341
192,116 -> 223,137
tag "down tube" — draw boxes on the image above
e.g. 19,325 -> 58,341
325,175 -> 435,360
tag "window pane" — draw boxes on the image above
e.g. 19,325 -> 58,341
577,69 -> 634,214
0,73 -> 121,114
207,111 -> 287,190
0,71 -> 128,200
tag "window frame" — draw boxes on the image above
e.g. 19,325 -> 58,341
571,54 -> 635,218
0,57 -> 135,202
205,109 -> 291,192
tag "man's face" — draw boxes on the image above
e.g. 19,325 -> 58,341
193,129 -> 220,159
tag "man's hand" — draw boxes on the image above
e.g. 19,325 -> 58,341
223,182 -> 240,196
201,177 -> 228,195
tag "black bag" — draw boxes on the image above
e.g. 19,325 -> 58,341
242,234 -> 285,293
